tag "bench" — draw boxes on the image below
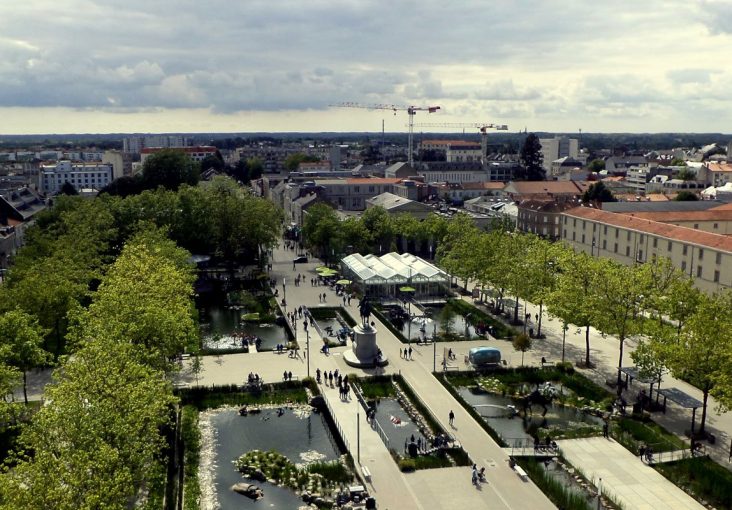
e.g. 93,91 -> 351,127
514,465 -> 528,481
360,465 -> 371,481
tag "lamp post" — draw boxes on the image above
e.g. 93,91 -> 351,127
282,278 -> 287,313
562,322 -> 568,363
306,328 -> 310,379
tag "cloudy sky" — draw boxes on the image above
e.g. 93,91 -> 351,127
1,0 -> 731,134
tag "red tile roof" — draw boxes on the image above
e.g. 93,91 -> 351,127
462,182 -> 506,190
706,163 -> 732,173
564,206 -> 732,252
620,210 -> 732,222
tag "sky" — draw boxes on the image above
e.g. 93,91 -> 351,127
1,0 -> 731,135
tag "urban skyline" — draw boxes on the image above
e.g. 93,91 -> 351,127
1,0 -> 731,134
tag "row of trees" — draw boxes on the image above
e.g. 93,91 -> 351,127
302,204 -> 452,264
438,217 -> 730,434
0,229 -> 191,508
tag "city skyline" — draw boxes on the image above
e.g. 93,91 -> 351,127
1,0 -> 731,135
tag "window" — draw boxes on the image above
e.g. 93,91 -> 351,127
699,249 -> 704,260
563,229 -> 567,238
573,218 -> 576,227
603,240 -> 607,249
354,186 -> 360,192
668,241 -> 672,251
638,249 -> 643,261
714,270 -> 720,283
640,234 -> 644,243
582,234 -> 585,243
604,225 -> 608,235
683,245 -> 688,256
614,243 -> 618,253
697,265 -> 702,277
653,238 -> 657,248
572,232 -> 576,241
583,220 -> 586,229
369,186 -> 375,193
564,217 -> 567,225
615,229 -> 619,238
627,231 -> 631,241
681,261 -> 687,272
716,252 -> 722,265
694,224 -> 699,229
625,246 -> 630,256
714,223 -> 719,229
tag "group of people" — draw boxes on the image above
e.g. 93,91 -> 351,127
471,464 -> 487,485
399,346 -> 414,360
246,372 -> 262,385
282,370 -> 294,381
639,444 -> 654,464
533,434 -> 558,452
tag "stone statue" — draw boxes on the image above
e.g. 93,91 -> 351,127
359,298 -> 372,327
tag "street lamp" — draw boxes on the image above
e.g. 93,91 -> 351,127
282,278 -> 287,313
306,328 -> 310,379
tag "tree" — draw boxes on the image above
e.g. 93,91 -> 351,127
518,133 -> 545,181
360,206 -> 396,254
59,181 -> 78,196
247,157 -> 264,181
588,159 -> 605,173
200,154 -> 224,173
674,190 -> 699,201
589,259 -> 652,395
546,251 -> 600,366
100,175 -> 144,197
141,149 -> 200,191
512,333 -> 532,367
670,157 -> 687,167
0,339 -> 175,509
649,292 -> 732,435
0,310 -> 51,404
676,167 -> 695,181
582,181 -> 616,203
284,153 -> 320,172
190,353 -> 203,385
302,203 -> 343,265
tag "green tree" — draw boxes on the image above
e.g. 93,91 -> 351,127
676,167 -> 695,181
582,181 -> 616,203
341,216 -> 372,254
0,364 -> 21,427
360,206 -> 396,254
59,181 -> 78,196
141,149 -> 200,191
0,310 -> 51,404
670,157 -> 687,166
512,333 -> 532,366
200,154 -> 224,173
284,153 -> 320,172
302,203 -> 343,265
518,133 -> 545,181
588,159 -> 605,172
247,157 -> 264,181
674,190 -> 699,201
590,259 -> 652,395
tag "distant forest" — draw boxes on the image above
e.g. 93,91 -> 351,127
1,131 -> 730,153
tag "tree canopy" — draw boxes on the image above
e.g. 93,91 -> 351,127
518,133 -> 545,181
582,181 -> 616,203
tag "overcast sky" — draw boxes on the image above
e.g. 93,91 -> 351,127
1,0 -> 731,134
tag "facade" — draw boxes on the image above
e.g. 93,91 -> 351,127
315,178 -> 402,211
539,136 -> 578,172
365,192 -> 434,220
445,143 -> 482,163
560,206 -> 732,292
39,160 -> 113,194
501,180 -> 589,201
140,146 -> 218,165
102,150 -> 134,179
516,200 -> 579,240
699,162 -> 732,187
413,162 -> 488,184
123,135 -> 189,154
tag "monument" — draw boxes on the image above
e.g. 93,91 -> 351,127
343,299 -> 388,368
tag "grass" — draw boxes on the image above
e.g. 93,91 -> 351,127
655,456 -> 732,509
612,417 -> 688,453
307,306 -> 357,327
177,382 -> 309,410
446,299 -> 516,340
516,458 -> 596,510
181,405 -> 201,510
358,378 -> 396,399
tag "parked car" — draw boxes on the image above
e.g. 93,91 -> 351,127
293,256 -> 308,264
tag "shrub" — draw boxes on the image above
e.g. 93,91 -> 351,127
398,458 -> 416,472
181,406 -> 201,510
656,457 -> 732,509
517,458 -> 594,510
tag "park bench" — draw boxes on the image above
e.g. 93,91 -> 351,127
513,465 -> 528,481
360,465 -> 371,481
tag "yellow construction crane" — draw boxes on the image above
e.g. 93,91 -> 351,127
331,102 -> 441,167
412,122 -> 508,165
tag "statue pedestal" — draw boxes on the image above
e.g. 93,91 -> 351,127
343,323 -> 388,368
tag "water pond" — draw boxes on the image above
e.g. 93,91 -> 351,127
199,304 -> 289,351
457,387 -> 602,443
200,406 -> 343,510
371,398 -> 429,453
388,305 -> 478,341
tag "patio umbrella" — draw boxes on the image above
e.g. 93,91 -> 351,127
241,312 -> 260,321
318,269 -> 338,277
336,279 -> 352,285
315,266 -> 329,271
399,286 -> 416,293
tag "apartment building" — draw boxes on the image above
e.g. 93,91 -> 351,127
517,200 -> 579,240
140,146 -> 218,165
560,206 -> 732,292
39,160 -> 113,194
539,136 -> 578,172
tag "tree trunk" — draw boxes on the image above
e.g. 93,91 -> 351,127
513,297 -> 519,324
537,302 -> 543,336
699,387 -> 710,436
23,370 -> 28,405
521,351 -> 525,367
616,336 -> 625,396
585,326 -> 591,367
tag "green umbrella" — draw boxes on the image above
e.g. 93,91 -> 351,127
241,312 -> 260,321
315,266 -> 329,271
336,279 -> 352,285
399,286 -> 416,292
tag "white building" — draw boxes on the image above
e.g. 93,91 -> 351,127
39,160 -> 113,194
539,136 -> 578,172
123,135 -> 189,154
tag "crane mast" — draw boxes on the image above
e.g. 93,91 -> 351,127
331,102 -> 441,167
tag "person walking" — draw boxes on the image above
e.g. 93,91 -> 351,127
449,410 -> 455,426
408,346 -> 413,360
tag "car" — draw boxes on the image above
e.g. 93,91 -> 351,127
293,256 -> 308,264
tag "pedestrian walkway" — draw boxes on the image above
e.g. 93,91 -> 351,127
557,437 -> 704,510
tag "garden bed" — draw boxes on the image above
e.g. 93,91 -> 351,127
655,456 -> 732,509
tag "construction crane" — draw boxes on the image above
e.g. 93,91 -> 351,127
412,122 -> 508,165
331,102 -> 441,167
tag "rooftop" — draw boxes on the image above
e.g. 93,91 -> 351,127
564,206 -> 732,253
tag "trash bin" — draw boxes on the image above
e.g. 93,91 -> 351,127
365,497 -> 377,509
529,328 -> 534,337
